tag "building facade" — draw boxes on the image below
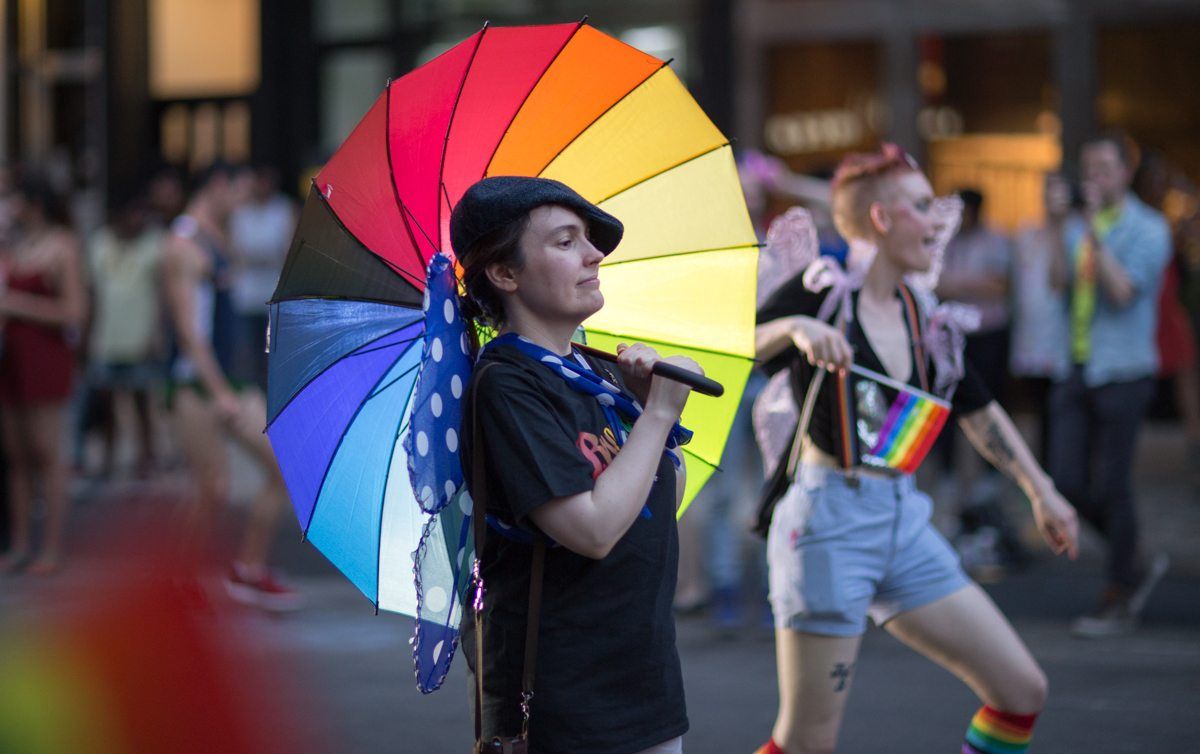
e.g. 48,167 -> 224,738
735,0 -> 1200,230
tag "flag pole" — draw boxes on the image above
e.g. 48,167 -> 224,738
847,364 -> 948,407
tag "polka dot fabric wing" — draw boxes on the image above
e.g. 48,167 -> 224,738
404,253 -> 473,515
411,489 -> 475,693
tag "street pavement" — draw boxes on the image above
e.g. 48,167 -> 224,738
1,423 -> 1196,753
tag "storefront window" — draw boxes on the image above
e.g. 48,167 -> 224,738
765,41 -> 882,173
149,0 -> 260,99
1099,23 -> 1200,182
319,48 -> 392,155
314,0 -> 390,42
923,33 -> 1057,232
620,25 -> 686,78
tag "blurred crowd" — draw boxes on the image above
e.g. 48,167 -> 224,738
1,135 -> 1197,632
676,136 -> 1200,634
0,160 -> 299,607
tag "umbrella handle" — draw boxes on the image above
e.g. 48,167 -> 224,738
575,344 -> 725,398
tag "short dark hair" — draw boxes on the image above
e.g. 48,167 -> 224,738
15,172 -> 71,227
956,188 -> 984,212
107,181 -> 147,217
1083,130 -> 1137,169
187,160 -> 248,195
458,213 -> 530,329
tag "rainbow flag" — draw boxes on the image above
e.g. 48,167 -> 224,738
856,365 -> 950,474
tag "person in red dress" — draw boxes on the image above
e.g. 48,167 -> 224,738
0,176 -> 87,575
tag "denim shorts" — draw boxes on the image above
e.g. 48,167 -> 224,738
767,465 -> 969,636
88,361 -> 162,391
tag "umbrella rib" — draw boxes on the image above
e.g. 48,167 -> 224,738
677,449 -> 723,518
366,361 -> 422,401
441,184 -> 454,252
532,59 -> 672,180
374,352 -> 432,612
582,328 -> 759,363
296,350 -> 418,537
372,358 -> 424,611
385,79 -> 437,280
269,293 -> 426,308
347,335 -> 425,359
265,321 -> 422,432
681,447 -> 722,474
600,243 -> 762,270
271,237 -> 420,301
317,184 -> 422,285
436,24 -> 489,255
295,180 -> 425,291
595,141 -> 730,205
481,19 -> 587,177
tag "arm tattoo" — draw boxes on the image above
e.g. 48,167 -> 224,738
980,422 -> 1018,472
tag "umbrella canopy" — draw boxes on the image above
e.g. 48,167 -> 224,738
266,20 -> 758,692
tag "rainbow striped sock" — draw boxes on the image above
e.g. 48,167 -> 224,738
963,705 -> 1038,753
753,739 -> 787,754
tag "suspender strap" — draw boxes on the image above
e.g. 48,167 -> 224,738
470,362 -> 545,749
833,308 -> 857,470
897,284 -> 930,393
813,284 -> 929,476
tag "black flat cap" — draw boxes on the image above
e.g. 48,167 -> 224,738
450,176 -> 623,258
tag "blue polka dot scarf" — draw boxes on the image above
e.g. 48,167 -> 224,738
405,253 -> 475,516
484,331 -> 693,452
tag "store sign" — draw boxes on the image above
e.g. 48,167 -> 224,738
765,104 -> 964,155
764,108 -> 866,154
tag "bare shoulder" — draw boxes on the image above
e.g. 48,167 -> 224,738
23,227 -> 80,277
47,226 -> 80,253
162,230 -> 204,275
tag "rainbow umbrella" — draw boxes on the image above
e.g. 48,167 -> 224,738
265,20 -> 757,692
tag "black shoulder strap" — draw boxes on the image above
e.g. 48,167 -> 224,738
470,362 -> 545,748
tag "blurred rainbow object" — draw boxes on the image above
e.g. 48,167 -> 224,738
0,521 -> 327,754
855,364 -> 951,475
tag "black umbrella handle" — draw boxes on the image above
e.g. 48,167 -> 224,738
575,344 -> 725,398
651,360 -> 725,397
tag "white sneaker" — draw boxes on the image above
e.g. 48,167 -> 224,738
1127,552 -> 1169,616
1071,553 -> 1169,639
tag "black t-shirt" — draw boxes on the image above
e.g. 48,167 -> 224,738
757,273 -> 992,465
460,342 -> 688,754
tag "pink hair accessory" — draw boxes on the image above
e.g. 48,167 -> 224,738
802,256 -> 866,323
831,142 -> 920,191
924,301 -> 981,399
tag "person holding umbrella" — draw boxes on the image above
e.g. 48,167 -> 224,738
753,145 -> 1079,754
454,176 -> 699,754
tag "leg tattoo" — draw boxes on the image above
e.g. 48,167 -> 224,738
830,662 -> 855,692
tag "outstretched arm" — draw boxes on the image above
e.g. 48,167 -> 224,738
756,315 -> 853,370
958,401 -> 1079,558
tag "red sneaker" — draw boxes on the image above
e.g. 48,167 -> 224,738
224,562 -> 304,612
